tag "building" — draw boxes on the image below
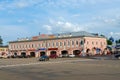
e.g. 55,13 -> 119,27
0,45 -> 9,58
9,31 -> 107,57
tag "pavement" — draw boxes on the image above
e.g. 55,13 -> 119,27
0,57 -> 120,80
87,55 -> 119,60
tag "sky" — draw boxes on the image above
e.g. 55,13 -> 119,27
0,0 -> 120,45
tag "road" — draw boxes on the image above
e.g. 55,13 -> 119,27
0,58 -> 120,80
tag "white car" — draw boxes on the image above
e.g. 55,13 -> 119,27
69,54 -> 75,58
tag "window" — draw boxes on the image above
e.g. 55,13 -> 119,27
19,45 -> 21,49
72,41 -> 74,45
32,44 -> 34,48
96,42 -> 98,45
56,42 -> 58,46
23,44 -> 24,48
42,43 -> 44,47
76,41 -> 78,45
60,42 -> 62,46
92,42 -> 94,45
39,44 -> 41,47
64,41 -> 66,46
14,45 -> 15,49
53,42 -> 54,46
16,45 -> 18,49
47,43 -> 49,47
10,45 -> 13,49
26,44 -> 27,48
68,41 -> 70,46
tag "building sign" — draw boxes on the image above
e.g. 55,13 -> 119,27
38,48 -> 46,50
28,49 -> 36,51
48,48 -> 58,50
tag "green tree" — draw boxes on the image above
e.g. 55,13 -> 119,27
115,40 -> 118,44
119,39 -> 120,43
107,40 -> 112,45
115,39 -> 120,44
0,36 -> 3,46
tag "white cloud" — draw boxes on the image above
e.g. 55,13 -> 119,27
43,25 -> 52,31
43,18 -> 87,34
109,32 -> 120,39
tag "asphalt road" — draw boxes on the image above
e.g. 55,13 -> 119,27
0,58 -> 120,80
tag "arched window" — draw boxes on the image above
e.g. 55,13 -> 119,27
72,41 -> 74,45
76,41 -> 78,45
64,41 -> 66,46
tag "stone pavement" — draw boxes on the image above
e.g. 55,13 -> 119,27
0,58 -> 120,80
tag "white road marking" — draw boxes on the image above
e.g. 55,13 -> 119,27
0,59 -> 94,68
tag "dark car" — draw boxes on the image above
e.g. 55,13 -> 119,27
39,55 -> 49,61
114,53 -> 120,59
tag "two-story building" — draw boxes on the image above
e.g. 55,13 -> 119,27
9,31 -> 107,57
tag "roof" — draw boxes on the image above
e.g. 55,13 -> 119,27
9,31 -> 106,43
0,45 -> 8,48
54,31 -> 95,37
55,31 -> 103,37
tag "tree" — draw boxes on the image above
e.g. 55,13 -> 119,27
107,40 -> 112,45
0,36 -> 3,46
115,39 -> 120,44
119,39 -> 120,43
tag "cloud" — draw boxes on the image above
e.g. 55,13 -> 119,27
0,0 -> 120,44
43,18 -> 87,34
109,32 -> 120,39
43,25 -> 52,31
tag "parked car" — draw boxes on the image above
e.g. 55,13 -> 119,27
61,54 -> 69,58
39,55 -> 49,61
49,54 -> 58,58
68,54 -> 75,58
114,53 -> 120,59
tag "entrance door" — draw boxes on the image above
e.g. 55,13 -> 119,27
21,52 -> 26,57
40,51 -> 46,56
14,53 -> 17,56
50,51 -> 57,58
61,50 -> 68,57
30,52 -> 35,57
73,50 -> 81,57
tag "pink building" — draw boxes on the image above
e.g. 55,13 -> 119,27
9,31 -> 107,57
